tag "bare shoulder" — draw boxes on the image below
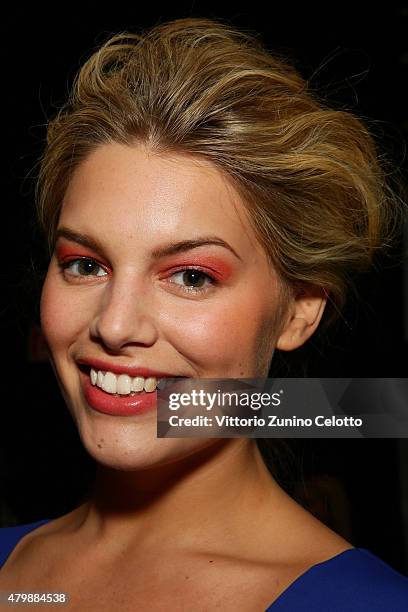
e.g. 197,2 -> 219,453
0,499 -> 354,611
230,501 -> 354,609
0,508 -> 83,584
264,496 -> 354,568
237,488 -> 352,585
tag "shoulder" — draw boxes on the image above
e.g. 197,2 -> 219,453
268,548 -> 408,611
0,520 -> 51,569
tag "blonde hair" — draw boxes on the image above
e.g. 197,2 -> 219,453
35,17 -> 405,325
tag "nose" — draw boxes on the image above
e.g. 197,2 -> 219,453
89,272 -> 159,352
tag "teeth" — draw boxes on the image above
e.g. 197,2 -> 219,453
117,374 -> 131,395
102,371 -> 117,394
89,368 -> 162,396
131,376 -> 145,392
97,371 -> 104,387
144,377 -> 156,393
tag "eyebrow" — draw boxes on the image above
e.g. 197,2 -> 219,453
54,227 -> 242,261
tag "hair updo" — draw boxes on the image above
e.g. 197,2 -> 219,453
32,17 -> 407,497
35,16 -> 404,327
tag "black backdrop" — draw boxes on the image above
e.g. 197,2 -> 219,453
1,2 -> 408,573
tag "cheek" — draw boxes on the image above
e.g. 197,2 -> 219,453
40,267 -> 88,354
163,288 -> 279,374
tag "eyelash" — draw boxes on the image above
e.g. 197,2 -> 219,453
57,257 -> 218,295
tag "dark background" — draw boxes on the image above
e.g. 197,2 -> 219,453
1,2 -> 408,575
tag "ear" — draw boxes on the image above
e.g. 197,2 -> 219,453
276,286 -> 327,351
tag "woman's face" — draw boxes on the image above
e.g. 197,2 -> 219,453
40,142 -> 286,470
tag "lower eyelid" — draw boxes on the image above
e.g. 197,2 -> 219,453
165,271 -> 217,294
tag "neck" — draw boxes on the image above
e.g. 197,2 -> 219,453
79,439 -> 286,551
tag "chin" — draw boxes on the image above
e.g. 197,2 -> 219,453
74,412 -> 215,472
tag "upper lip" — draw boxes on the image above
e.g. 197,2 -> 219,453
76,357 -> 180,379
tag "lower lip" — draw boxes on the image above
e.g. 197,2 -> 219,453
80,370 -> 157,416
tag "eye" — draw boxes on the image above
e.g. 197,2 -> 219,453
59,258 -> 108,278
168,268 -> 216,293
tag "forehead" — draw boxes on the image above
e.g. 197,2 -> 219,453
59,142 -> 265,259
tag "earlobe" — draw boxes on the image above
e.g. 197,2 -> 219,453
276,287 -> 327,352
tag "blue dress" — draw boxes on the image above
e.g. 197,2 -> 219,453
2,519 -> 408,610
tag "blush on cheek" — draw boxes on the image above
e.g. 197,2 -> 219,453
179,291 -> 278,377
40,267 -> 84,349
172,308 -> 254,376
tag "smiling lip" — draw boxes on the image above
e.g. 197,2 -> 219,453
79,368 -> 158,416
76,357 -> 177,379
